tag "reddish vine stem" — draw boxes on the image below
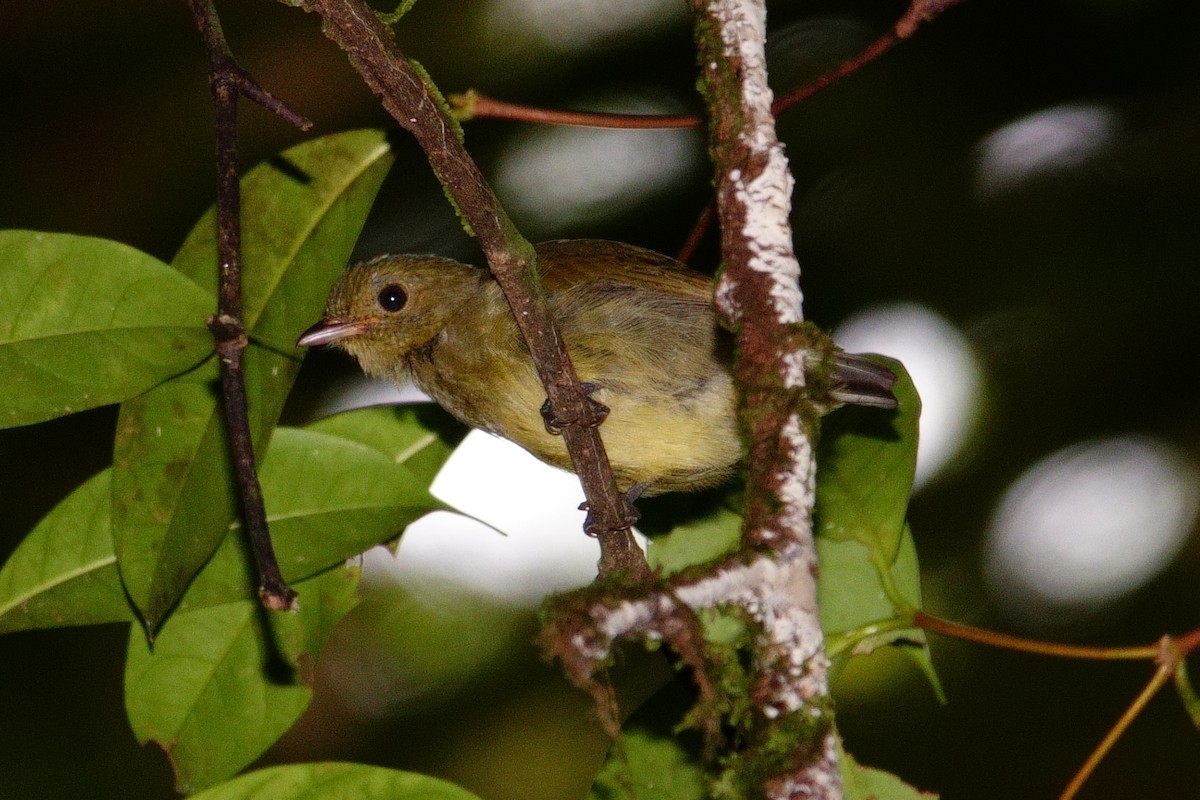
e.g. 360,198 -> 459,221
454,0 -> 965,271
914,612 -> 1160,660
452,90 -> 699,129
918,611 -> 1200,798
298,0 -> 649,582
772,0 -> 965,112
188,0 -> 311,611
1061,641 -> 1176,800
455,0 -> 965,134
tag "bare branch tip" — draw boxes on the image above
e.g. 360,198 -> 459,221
259,584 -> 300,612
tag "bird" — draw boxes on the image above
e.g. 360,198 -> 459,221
297,239 -> 896,496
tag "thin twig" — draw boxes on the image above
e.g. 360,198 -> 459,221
1059,639 -> 1176,800
914,612 -> 1161,661
298,0 -> 649,582
454,0 -> 965,134
452,90 -> 699,129
675,202 -> 715,265
188,0 -> 311,611
772,0 -> 964,115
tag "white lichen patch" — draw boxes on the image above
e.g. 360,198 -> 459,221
708,0 -> 803,325
775,414 -> 817,528
780,348 -> 809,390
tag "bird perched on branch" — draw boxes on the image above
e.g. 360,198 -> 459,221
298,239 -> 896,496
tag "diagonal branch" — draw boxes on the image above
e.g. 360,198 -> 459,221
297,0 -> 649,582
188,0 -> 312,611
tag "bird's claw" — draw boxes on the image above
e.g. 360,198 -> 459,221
579,483 -> 647,535
541,382 -> 609,435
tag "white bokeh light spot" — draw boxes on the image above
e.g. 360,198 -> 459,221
985,436 -> 1200,620
835,303 -> 982,489
484,0 -> 684,52
369,429 -> 614,605
494,95 -> 700,236
973,103 -> 1121,199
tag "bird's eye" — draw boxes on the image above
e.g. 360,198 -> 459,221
377,284 -> 408,312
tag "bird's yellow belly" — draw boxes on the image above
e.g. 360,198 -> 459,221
499,381 -> 740,495
414,339 -> 740,495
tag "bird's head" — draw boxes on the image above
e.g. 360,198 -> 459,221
297,254 -> 483,379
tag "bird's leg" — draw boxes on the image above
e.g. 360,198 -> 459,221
579,482 -> 646,535
541,381 -> 610,435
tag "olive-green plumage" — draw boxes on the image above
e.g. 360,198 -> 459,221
298,239 -> 895,495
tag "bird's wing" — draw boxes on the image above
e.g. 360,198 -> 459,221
533,240 -> 728,395
535,239 -> 715,303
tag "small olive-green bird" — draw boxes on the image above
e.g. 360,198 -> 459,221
298,239 -> 895,496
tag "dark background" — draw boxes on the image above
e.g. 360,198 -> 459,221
3,1 -> 1200,797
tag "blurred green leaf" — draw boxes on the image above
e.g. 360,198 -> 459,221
0,470 -> 130,633
645,505 -> 741,577
190,763 -> 483,800
0,231 -> 213,428
587,680 -> 707,800
841,747 -> 937,800
588,727 -> 707,800
1174,660 -> 1200,729
125,565 -> 360,793
815,356 -> 920,562
111,130 -> 394,631
340,579 -> 531,702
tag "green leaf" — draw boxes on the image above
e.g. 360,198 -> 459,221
190,763 -> 483,800
0,411 -> 446,633
113,377 -> 237,625
171,130 -> 394,353
645,505 -> 741,577
304,404 -> 463,488
257,425 -> 445,569
179,425 -> 446,610
125,566 -> 360,793
112,130 -> 393,631
819,525 -> 942,701
0,470 -> 130,633
0,231 -> 213,428
1173,660 -> 1200,729
815,356 -> 920,562
589,727 -> 708,800
587,680 -> 707,800
821,523 -> 922,630
841,747 -> 936,800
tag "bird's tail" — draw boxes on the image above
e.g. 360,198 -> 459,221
830,352 -> 899,410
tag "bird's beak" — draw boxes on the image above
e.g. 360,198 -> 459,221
296,318 -> 368,347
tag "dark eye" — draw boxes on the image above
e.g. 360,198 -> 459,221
377,284 -> 407,312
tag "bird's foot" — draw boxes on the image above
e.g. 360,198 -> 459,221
541,382 -> 609,435
579,483 -> 646,535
